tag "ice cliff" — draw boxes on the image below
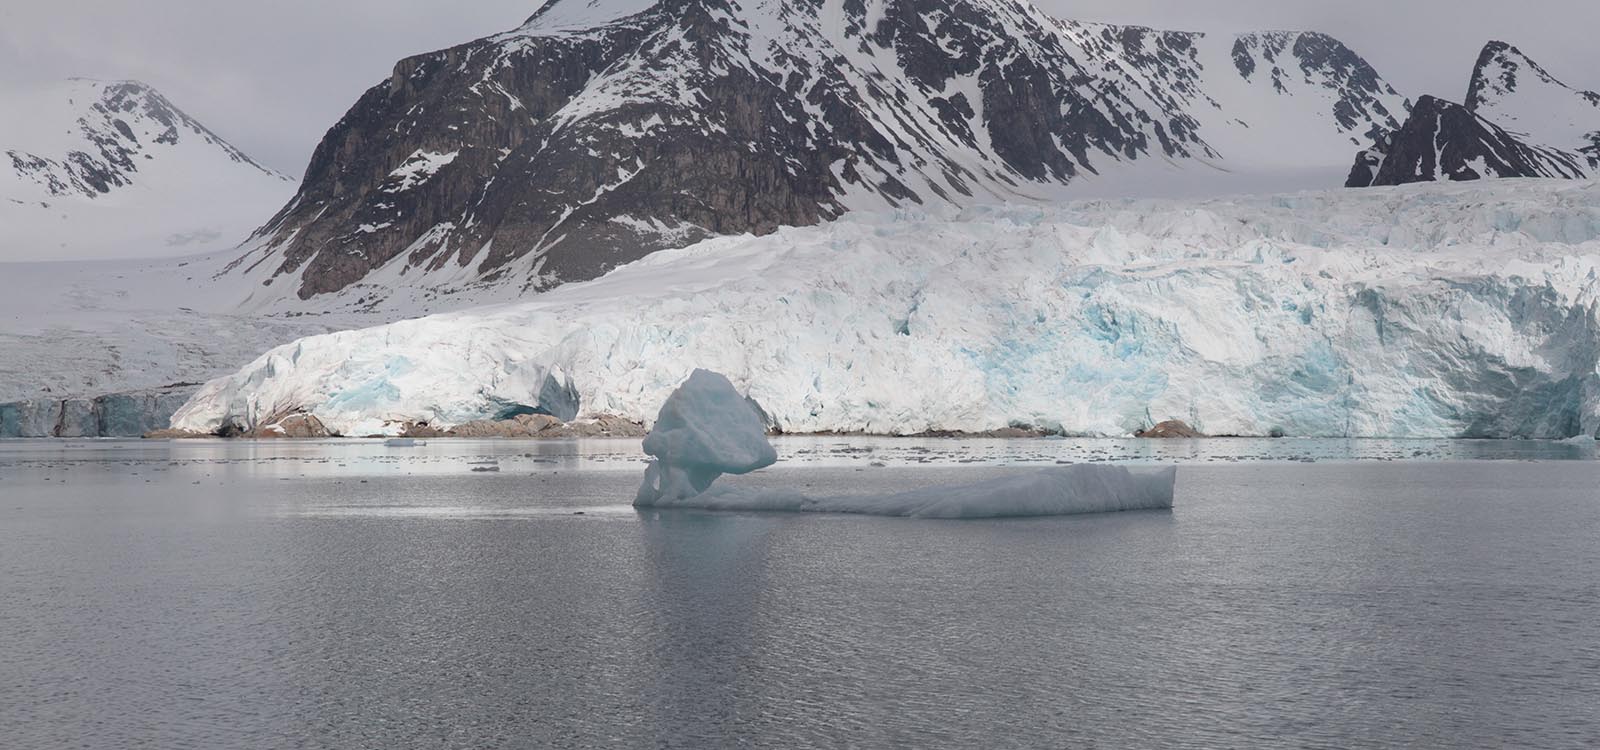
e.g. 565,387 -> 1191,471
172,180 -> 1600,439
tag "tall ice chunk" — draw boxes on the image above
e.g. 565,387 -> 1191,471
635,370 -> 777,505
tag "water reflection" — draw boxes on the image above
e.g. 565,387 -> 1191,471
2,442 -> 1597,748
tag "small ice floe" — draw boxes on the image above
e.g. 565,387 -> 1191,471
632,369 -> 1175,519
384,438 -> 426,447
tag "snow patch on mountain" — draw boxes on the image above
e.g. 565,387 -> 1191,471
1467,41 -> 1600,155
516,0 -> 659,34
173,179 -> 1600,440
382,150 -> 460,193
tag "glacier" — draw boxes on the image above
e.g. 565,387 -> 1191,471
171,179 -> 1600,440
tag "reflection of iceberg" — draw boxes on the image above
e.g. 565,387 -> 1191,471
633,369 -> 1176,519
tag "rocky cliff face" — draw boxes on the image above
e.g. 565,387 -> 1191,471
228,0 -> 1406,307
1348,41 -> 1598,188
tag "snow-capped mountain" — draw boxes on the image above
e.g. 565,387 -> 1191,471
173,179 -> 1600,440
1467,42 -> 1600,157
227,0 -> 1407,307
1,79 -> 295,261
1346,96 -> 1589,187
1349,42 -> 1598,188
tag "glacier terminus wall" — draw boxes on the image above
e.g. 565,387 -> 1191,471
173,180 -> 1600,440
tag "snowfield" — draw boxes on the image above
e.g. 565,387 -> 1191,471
169,178 -> 1600,439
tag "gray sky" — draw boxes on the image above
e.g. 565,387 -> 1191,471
2,0 -> 1593,176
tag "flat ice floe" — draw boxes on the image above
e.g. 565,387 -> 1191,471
172,179 -> 1600,439
638,465 -> 1178,519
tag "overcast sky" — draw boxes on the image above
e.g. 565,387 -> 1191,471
2,0 -> 1593,176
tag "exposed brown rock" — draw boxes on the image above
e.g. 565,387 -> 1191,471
250,413 -> 331,438
178,412 -> 646,439
1135,420 -> 1205,438
142,429 -> 212,439
551,415 -> 646,438
446,413 -> 563,437
513,413 -> 564,433
909,426 -> 1053,438
399,422 -> 449,438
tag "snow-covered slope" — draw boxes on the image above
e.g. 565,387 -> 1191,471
1349,42 -> 1599,188
173,179 -> 1600,440
0,79 -> 295,261
228,0 -> 1406,309
1466,41 -> 1600,157
0,247 -> 393,436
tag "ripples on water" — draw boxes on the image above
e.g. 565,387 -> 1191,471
1,438 -> 1597,748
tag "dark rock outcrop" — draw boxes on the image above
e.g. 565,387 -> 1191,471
1349,41 -> 1598,188
160,412 -> 646,439
1347,96 -> 1589,187
1135,420 -> 1204,438
249,413 -> 332,438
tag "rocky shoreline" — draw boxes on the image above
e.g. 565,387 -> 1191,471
143,412 -> 647,440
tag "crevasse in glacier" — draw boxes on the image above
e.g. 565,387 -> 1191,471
171,180 -> 1600,439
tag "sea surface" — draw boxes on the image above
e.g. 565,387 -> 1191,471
2,437 -> 1598,749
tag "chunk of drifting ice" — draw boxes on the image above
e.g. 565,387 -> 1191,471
635,369 -> 778,504
631,370 -> 1174,518
639,465 -> 1177,519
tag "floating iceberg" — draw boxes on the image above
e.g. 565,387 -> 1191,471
635,369 -> 778,504
172,180 -> 1600,439
631,369 -> 1175,518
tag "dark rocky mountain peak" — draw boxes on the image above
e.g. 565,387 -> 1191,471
1347,95 -> 1588,188
1466,41 -> 1597,112
4,79 -> 285,201
1349,41 -> 1598,189
227,0 -> 1406,307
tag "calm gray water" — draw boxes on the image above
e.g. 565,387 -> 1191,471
2,437 -> 1598,749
